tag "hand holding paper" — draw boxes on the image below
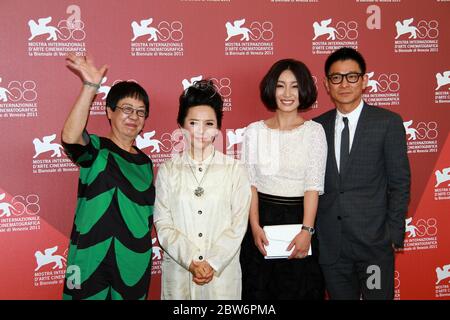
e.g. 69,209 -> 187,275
287,230 -> 311,259
263,224 -> 312,259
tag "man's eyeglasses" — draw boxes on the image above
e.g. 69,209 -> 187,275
115,104 -> 147,118
327,72 -> 364,84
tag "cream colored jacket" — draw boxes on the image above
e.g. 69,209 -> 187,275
154,150 -> 251,300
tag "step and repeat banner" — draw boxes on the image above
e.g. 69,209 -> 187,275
0,0 -> 449,300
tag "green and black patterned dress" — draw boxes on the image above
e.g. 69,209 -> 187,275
62,134 -> 155,300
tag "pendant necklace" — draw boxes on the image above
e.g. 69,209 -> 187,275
187,149 -> 215,197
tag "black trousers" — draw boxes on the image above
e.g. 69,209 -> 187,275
320,237 -> 395,300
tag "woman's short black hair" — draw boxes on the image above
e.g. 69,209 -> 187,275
324,47 -> 366,75
260,59 -> 317,111
105,81 -> 150,118
177,79 -> 224,129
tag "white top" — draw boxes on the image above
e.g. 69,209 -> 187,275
154,150 -> 251,300
242,120 -> 327,197
334,99 -> 364,172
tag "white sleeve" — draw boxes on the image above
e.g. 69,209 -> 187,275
241,126 -> 258,187
304,123 -> 327,194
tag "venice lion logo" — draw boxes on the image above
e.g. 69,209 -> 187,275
34,246 -> 66,271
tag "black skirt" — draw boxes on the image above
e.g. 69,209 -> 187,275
240,192 -> 325,300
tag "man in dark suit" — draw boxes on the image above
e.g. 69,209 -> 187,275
314,47 -> 411,299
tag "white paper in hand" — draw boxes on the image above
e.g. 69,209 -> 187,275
263,224 -> 312,259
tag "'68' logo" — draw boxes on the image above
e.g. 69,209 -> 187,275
405,217 -> 438,238
0,193 -> 40,218
403,120 -> 438,141
211,78 -> 232,98
312,18 -> 358,41
395,18 -> 439,40
366,72 -> 400,93
131,17 -> 183,42
225,18 -> 273,42
28,5 -> 86,41
0,77 -> 37,103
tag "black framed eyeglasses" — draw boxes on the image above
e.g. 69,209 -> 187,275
115,105 -> 147,118
327,72 -> 364,84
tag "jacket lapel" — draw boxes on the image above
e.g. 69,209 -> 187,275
324,110 -> 340,179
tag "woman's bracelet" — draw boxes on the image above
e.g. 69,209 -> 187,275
83,80 -> 100,90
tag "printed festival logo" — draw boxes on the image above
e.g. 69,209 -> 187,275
435,263 -> 450,298
403,120 -> 438,154
182,75 -> 203,90
434,70 -> 450,104
211,77 -> 233,111
362,71 -> 400,107
182,75 -> 233,111
436,265 -> 450,285
394,270 -> 401,300
226,127 -> 246,159
130,17 -> 184,57
137,130 -> 181,167
394,17 -> 439,53
32,133 -> 78,174
33,246 -> 67,287
224,18 -> 274,56
27,5 -> 86,57
0,190 -> 41,234
312,18 -> 358,55
151,237 -> 163,276
434,166 -> 450,201
0,76 -> 38,119
402,216 -> 438,252
136,131 -> 169,154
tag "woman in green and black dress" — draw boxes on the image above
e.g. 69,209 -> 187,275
61,53 -> 155,300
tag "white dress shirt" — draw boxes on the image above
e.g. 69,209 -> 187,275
334,100 -> 364,172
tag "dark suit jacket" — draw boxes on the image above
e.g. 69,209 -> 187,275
314,103 -> 411,265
